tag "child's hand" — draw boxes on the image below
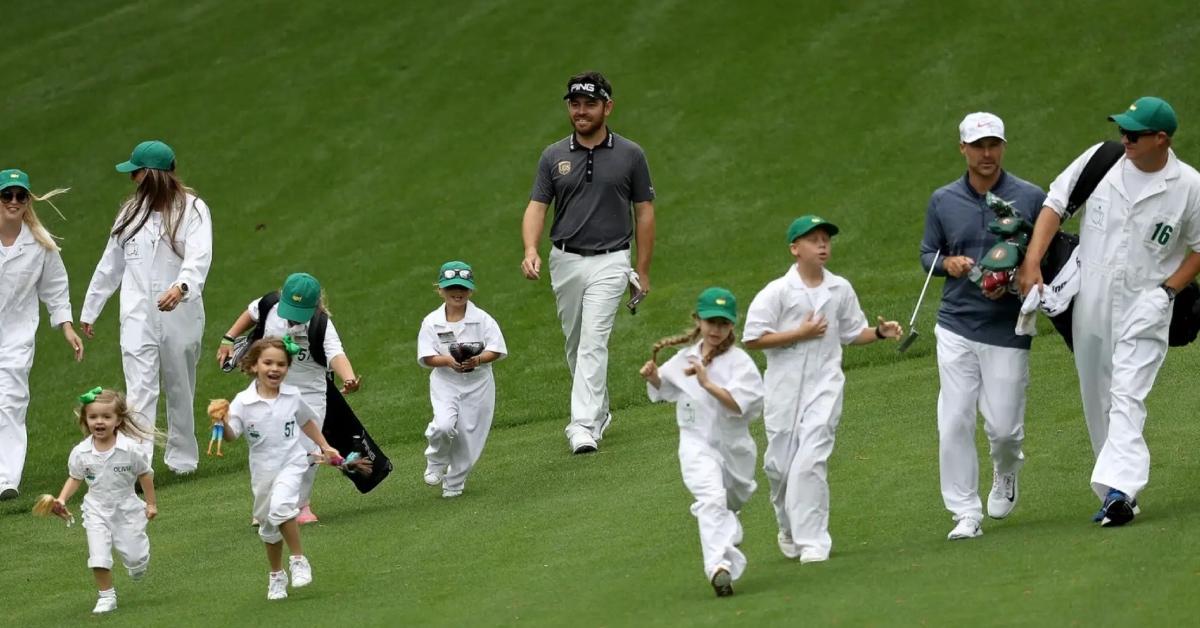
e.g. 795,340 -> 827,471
796,312 -> 827,340
216,343 -> 233,368
875,316 -> 903,339
684,357 -> 710,386
340,376 -> 361,394
53,498 -> 72,521
145,503 -> 158,521
639,360 -> 661,388
321,446 -> 343,466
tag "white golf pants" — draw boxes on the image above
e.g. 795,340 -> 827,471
548,247 -> 630,440
0,364 -> 32,492
934,325 -> 1028,520
1073,265 -> 1169,499
763,395 -> 840,560
84,498 -> 150,574
253,463 -> 305,544
121,305 -> 204,473
424,375 -> 495,492
680,435 -> 754,581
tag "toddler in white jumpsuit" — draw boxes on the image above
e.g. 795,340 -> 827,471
215,272 -> 361,524
640,287 -> 763,598
0,168 -> 83,499
220,337 -> 341,600
53,388 -> 158,615
743,216 -> 902,563
1021,97 -> 1200,526
418,261 -> 507,498
81,141 -> 212,474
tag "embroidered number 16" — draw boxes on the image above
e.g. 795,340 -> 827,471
1152,222 -> 1173,245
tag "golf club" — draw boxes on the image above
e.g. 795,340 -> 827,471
899,250 -> 940,353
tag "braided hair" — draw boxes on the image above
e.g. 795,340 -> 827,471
650,316 -> 735,366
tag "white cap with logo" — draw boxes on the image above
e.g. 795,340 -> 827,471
959,112 -> 1006,143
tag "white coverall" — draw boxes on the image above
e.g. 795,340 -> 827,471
68,433 -> 153,575
417,301 -> 507,493
226,382 -> 318,544
0,224 -> 73,492
743,266 -> 868,561
1045,144 -> 1200,499
82,196 -> 213,472
247,298 -> 345,506
647,341 -> 762,583
548,247 -> 631,441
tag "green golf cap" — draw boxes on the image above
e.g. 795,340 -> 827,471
116,140 -> 176,173
1108,96 -> 1178,136
696,287 -> 738,323
0,169 -> 30,192
787,215 -> 839,243
276,273 -> 322,323
438,260 -> 476,290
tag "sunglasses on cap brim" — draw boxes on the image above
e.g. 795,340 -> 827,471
441,269 -> 474,281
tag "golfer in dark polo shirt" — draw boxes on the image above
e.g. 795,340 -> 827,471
520,71 -> 656,454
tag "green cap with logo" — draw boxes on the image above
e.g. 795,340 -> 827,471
696,287 -> 738,323
438,260 -> 475,290
116,140 -> 176,173
787,214 -> 839,243
277,273 -> 322,323
0,169 -> 30,192
1108,96 -> 1178,136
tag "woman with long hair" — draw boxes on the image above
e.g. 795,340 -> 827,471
81,140 -> 213,474
0,168 -> 83,499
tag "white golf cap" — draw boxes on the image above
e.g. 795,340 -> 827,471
959,112 -> 1006,143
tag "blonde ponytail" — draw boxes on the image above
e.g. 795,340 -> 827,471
23,187 -> 69,251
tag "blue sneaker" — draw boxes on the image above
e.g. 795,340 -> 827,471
1100,489 -> 1136,527
1092,496 -> 1140,523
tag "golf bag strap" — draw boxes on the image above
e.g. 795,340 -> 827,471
1064,141 -> 1124,218
252,291 -> 330,369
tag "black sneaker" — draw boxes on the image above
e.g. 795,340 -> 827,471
1100,489 -> 1135,527
710,567 -> 733,597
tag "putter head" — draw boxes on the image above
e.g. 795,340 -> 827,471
897,328 -> 920,353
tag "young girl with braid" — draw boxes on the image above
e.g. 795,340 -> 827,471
639,287 -> 763,598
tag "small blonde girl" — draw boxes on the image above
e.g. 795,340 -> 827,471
53,388 -> 158,615
639,287 -> 764,598
217,337 -> 341,600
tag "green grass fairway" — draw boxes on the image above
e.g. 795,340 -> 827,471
4,1 -> 1200,625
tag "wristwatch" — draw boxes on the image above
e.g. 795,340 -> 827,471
1161,283 -> 1176,301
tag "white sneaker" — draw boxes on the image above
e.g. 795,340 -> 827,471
947,516 -> 982,540
569,431 -> 598,454
594,412 -> 613,440
92,594 -> 117,614
289,555 -> 312,588
128,562 -> 148,582
267,570 -> 289,600
423,466 -> 444,486
442,488 -> 463,498
777,529 -> 800,559
799,549 -> 829,564
986,471 -> 1019,519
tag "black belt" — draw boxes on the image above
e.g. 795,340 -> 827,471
553,242 -> 629,257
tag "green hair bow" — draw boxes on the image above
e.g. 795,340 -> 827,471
78,386 -> 103,404
281,335 -> 302,356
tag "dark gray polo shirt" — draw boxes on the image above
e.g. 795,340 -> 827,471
530,130 -> 655,252
920,170 -> 1047,349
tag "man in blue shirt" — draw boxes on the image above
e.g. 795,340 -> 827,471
920,113 -> 1047,540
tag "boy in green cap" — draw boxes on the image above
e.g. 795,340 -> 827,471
640,287 -> 763,597
417,261 -> 508,498
743,215 -> 902,563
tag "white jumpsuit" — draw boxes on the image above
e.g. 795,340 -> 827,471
647,341 -> 762,583
246,298 -> 346,507
82,195 -> 213,473
743,266 -> 868,561
417,301 -> 507,493
226,382 -> 319,544
1045,144 -> 1200,499
68,433 -> 153,575
0,224 -> 73,493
